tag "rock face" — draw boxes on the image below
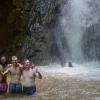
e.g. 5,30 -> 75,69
82,23 -> 100,61
19,0 -> 60,64
0,0 -> 60,65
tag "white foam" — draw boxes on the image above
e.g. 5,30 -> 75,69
39,62 -> 100,80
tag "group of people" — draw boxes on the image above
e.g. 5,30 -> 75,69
0,56 -> 42,96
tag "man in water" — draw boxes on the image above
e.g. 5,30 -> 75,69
0,56 -> 8,95
3,56 -> 23,94
22,59 -> 42,95
68,61 -> 73,67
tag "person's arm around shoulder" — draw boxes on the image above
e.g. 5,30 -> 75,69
5,64 -> 11,69
19,64 -> 24,74
18,63 -> 23,69
3,64 -> 11,75
34,67 -> 42,79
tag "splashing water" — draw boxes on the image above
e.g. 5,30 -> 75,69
40,61 -> 100,80
60,0 -> 85,62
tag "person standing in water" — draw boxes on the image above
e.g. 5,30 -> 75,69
0,56 -> 8,95
0,56 -> 8,68
3,56 -> 23,94
22,59 -> 42,95
68,61 -> 73,67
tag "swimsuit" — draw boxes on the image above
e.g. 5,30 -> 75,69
9,83 -> 22,94
0,83 -> 8,94
23,85 -> 36,95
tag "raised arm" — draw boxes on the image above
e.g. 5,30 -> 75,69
34,67 -> 42,79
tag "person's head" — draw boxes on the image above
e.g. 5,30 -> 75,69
24,59 -> 30,69
11,56 -> 18,65
0,56 -> 6,64
68,61 -> 72,67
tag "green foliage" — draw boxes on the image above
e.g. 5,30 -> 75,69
0,0 -> 60,64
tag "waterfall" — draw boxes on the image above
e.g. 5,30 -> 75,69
40,0 -> 100,81
55,0 -> 100,64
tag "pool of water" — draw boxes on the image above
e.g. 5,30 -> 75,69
1,61 -> 100,100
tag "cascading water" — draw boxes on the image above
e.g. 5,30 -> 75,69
57,0 -> 100,63
40,0 -> 100,80
60,0 -> 85,62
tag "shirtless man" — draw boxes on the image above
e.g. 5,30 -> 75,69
22,59 -> 42,95
0,56 -> 8,95
3,56 -> 23,94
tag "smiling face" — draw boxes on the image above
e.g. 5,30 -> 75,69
11,56 -> 18,66
24,59 -> 30,69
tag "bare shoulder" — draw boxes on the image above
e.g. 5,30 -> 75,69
6,64 -> 12,70
7,64 -> 12,68
18,63 -> 23,68
18,63 -> 23,72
